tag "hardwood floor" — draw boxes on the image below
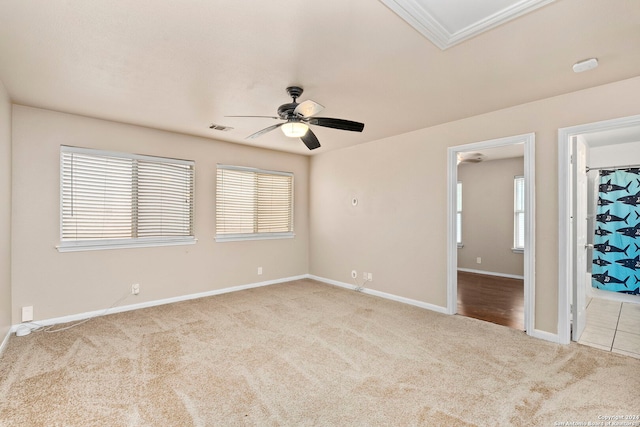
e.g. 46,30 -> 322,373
457,271 -> 524,330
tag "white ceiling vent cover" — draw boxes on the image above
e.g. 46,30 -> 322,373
209,123 -> 234,132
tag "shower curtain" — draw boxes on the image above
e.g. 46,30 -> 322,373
592,168 -> 640,295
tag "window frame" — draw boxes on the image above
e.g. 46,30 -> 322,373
513,175 -> 525,253
57,146 -> 196,252
215,164 -> 294,242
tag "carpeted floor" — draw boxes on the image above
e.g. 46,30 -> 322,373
0,279 -> 638,426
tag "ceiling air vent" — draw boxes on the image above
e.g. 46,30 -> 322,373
209,123 -> 234,132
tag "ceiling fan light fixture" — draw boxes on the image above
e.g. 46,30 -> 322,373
281,121 -> 308,138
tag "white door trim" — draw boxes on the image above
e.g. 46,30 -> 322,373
447,133 -> 536,336
557,114 -> 640,344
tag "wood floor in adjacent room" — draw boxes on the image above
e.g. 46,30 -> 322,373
457,271 -> 524,330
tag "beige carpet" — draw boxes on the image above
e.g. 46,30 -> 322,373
0,279 -> 638,426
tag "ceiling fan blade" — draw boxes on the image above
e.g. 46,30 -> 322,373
226,115 -> 280,120
301,128 -> 321,150
294,100 -> 324,118
247,123 -> 284,139
308,117 -> 364,132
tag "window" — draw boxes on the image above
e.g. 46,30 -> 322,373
513,175 -> 525,251
58,146 -> 195,252
456,181 -> 462,246
216,165 -> 294,242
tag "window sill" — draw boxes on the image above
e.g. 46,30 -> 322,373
215,232 -> 295,243
511,248 -> 524,254
57,237 -> 197,252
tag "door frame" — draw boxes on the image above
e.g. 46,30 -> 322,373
447,133 -> 536,335
571,136 -> 588,341
557,114 -> 640,344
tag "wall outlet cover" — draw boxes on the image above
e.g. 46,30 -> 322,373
21,306 -> 33,322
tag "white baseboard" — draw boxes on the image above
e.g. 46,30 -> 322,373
308,275 -> 565,344
307,275 -> 448,314
457,268 -> 524,280
7,273 -> 562,346
587,282 -> 640,305
529,328 -> 562,344
10,274 -> 308,333
0,328 -> 10,356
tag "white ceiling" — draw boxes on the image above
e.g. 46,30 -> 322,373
582,126 -> 640,148
0,0 -> 639,156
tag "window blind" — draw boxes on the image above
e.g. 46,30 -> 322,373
60,146 -> 194,250
136,160 -> 194,237
216,165 -> 293,241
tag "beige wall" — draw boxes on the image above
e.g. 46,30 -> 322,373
11,106 -> 309,324
458,157 -> 524,276
310,76 -> 640,335
0,81 -> 11,338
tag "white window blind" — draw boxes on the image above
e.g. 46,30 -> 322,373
59,146 -> 195,251
216,165 -> 294,241
514,176 -> 525,250
456,181 -> 462,245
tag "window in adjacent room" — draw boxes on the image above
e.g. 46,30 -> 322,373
58,146 -> 195,252
513,175 -> 525,252
457,181 -> 463,247
215,164 -> 294,242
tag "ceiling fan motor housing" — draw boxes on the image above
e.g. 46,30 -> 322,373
278,86 -> 305,119
277,102 -> 298,119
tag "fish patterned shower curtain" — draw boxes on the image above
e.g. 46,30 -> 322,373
592,168 -> 640,295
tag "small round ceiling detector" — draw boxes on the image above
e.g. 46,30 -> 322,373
572,58 -> 598,73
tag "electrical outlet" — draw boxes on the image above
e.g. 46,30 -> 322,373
21,306 -> 33,322
258,267 -> 263,275
131,283 -> 140,295
367,273 -> 373,281
476,257 -> 482,264
351,270 -> 357,279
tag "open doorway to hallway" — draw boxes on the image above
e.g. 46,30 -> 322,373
456,150 -> 524,330
447,133 -> 535,336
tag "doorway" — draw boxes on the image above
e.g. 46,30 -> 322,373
456,151 -> 525,329
558,114 -> 640,345
447,133 -> 535,336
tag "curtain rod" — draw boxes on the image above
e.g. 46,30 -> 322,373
586,164 -> 640,172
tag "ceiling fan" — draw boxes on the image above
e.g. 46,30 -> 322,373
225,86 -> 365,150
457,152 -> 487,165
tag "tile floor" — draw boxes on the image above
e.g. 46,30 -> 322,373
578,297 -> 640,359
